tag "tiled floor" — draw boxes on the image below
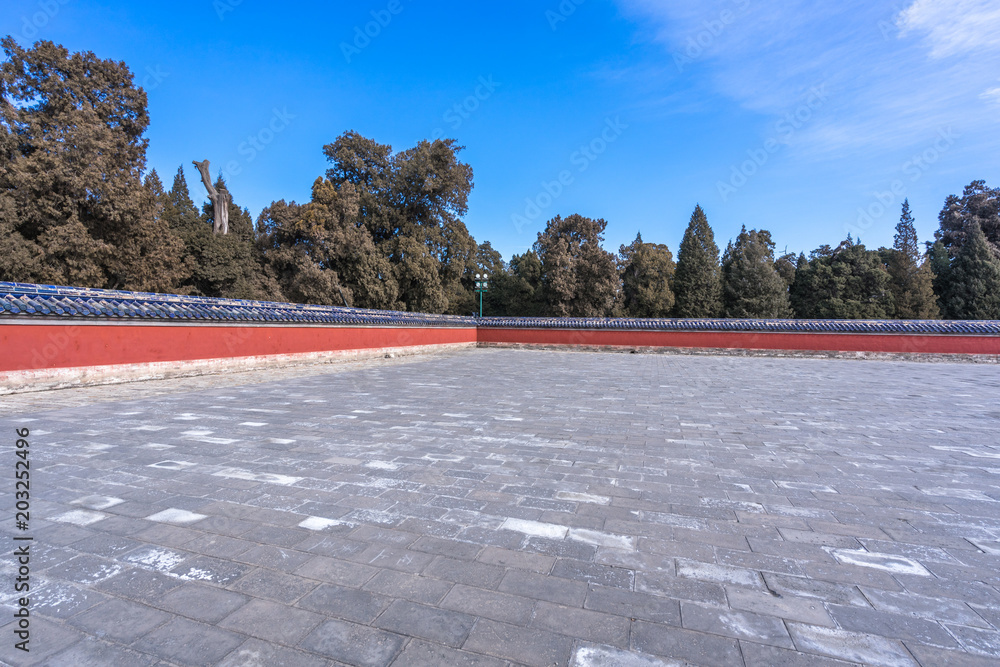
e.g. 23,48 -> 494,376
1,348 -> 999,666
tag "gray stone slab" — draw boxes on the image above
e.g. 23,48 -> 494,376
440,583 -> 537,625
132,617 -> 245,666
463,618 -> 576,667
154,582 -> 249,623
374,599 -> 477,647
67,597 -> 171,643
631,621 -> 743,665
298,583 -> 392,623
219,598 -> 323,644
299,618 -> 406,666
390,639 -> 507,667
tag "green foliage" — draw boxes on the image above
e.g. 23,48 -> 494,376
937,221 -> 1000,319
321,131 -> 476,313
618,232 -> 675,317
533,214 -> 619,317
791,239 -> 894,319
673,205 -> 722,317
882,201 -> 939,319
721,227 -> 791,318
0,38 -> 185,292
486,250 -> 544,316
937,180 -> 1000,260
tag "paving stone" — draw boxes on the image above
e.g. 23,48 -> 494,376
45,636 -> 161,667
828,603 -> 960,649
631,621 -> 743,665
363,569 -> 454,604
228,567 -> 318,604
0,617 -> 85,665
726,586 -> 834,627
170,554 -> 253,585
463,618 -> 576,667
946,624 -> 1000,659
569,642 -> 683,667
215,637 -> 331,666
132,617 -> 245,666
681,601 -> 795,648
389,639 -> 507,667
903,641 -> 1000,667
26,582 -> 109,619
551,558 -> 634,589
154,582 -> 249,623
409,535 -> 483,559
786,623 -> 918,667
635,571 -> 728,607
294,555 -> 379,586
477,545 -> 556,573
740,640 -> 859,666
585,585 -> 682,625
219,598 -> 324,644
499,569 -> 589,606
67,597 -> 171,643
532,600 -> 631,647
299,618 -> 406,666
424,555 -> 506,588
441,584 -> 537,625
374,599 -> 477,647
94,567 -> 183,602
298,583 -> 392,623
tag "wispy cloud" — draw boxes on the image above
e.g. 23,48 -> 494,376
616,0 -> 1000,155
897,0 -> 1000,58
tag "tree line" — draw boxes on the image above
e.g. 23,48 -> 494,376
3,39 -> 999,319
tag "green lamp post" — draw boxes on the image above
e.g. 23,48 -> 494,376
474,273 -> 489,318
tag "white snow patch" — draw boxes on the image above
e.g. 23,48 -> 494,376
501,518 -> 568,540
51,510 -> 107,526
568,528 -> 636,550
775,481 -> 838,493
298,516 -> 352,531
921,487 -> 996,501
239,422 -> 268,427
147,508 -> 207,524
143,443 -> 175,450
177,567 -> 214,582
931,446 -> 1000,459
213,468 -> 301,485
571,643 -> 680,666
148,461 -> 196,470
125,547 -> 187,572
830,549 -> 931,576
365,461 -> 403,470
269,438 -> 296,444
71,495 -> 123,510
676,559 -> 762,587
556,491 -> 611,505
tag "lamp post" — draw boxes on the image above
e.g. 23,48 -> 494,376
474,273 -> 489,318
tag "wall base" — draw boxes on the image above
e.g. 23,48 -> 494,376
477,341 -> 1000,364
0,342 -> 476,395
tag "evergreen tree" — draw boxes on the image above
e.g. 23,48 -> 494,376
618,232 -> 675,317
0,38 -> 151,288
721,227 -> 791,318
938,221 -> 1000,319
534,214 -> 619,317
883,200 -> 939,319
488,250 -> 545,316
789,253 -> 810,317
937,180 -> 1000,259
673,205 -> 722,317
791,239 -> 893,319
773,252 -> 798,288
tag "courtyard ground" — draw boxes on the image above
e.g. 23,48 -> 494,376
1,348 -> 999,666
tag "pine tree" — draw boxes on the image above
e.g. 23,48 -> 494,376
884,200 -> 939,319
791,240 -> 893,319
721,227 -> 791,318
673,205 -> 722,317
618,232 -> 675,317
939,221 -> 1000,319
534,214 -> 619,317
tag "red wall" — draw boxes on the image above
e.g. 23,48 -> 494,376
1,324 -> 477,372
477,328 -> 1000,356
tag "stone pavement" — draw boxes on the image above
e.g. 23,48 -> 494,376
1,348 -> 999,666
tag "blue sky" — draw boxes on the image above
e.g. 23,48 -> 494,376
4,0 -> 999,262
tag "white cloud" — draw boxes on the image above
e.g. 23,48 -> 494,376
897,0 -> 1000,58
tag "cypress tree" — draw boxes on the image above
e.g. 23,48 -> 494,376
940,221 -> 1000,319
721,227 -> 791,318
885,200 -> 939,319
618,232 -> 675,317
673,205 -> 722,317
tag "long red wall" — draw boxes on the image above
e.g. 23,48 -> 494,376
1,323 -> 478,373
477,327 -> 1000,356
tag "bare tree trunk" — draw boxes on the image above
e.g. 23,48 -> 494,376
192,160 -> 230,235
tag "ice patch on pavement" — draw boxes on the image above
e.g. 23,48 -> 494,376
213,468 -> 301,485
829,549 -> 930,576
148,461 -> 196,470
365,460 -> 404,470
147,508 -> 207,524
51,510 -> 107,526
299,516 -> 352,531
125,547 -> 187,572
556,491 -> 611,505
572,643 -> 682,666
568,528 -> 636,550
71,495 -> 123,510
501,518 -> 568,540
